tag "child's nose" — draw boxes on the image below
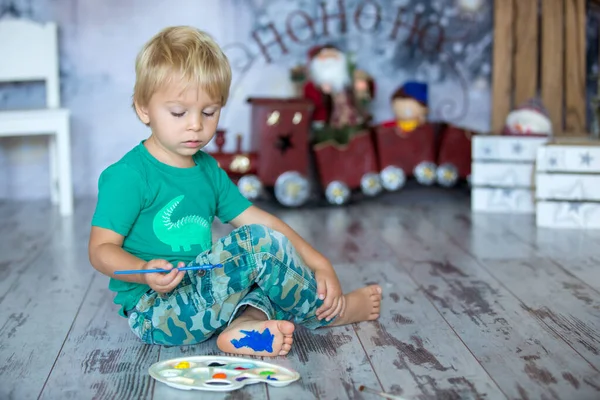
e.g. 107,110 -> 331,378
189,115 -> 203,131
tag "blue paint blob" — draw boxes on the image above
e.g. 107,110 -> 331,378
236,377 -> 249,382
266,376 -> 278,381
230,328 -> 275,352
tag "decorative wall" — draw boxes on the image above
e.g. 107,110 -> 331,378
0,0 -> 493,199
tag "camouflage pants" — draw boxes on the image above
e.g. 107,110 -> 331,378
127,224 -> 332,346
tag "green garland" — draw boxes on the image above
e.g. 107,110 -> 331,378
312,125 -> 364,146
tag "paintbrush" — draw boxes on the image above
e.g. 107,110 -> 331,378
358,385 -> 407,400
114,264 -> 223,275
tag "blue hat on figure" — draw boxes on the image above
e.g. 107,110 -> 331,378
392,81 -> 428,107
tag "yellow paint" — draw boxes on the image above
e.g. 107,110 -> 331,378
174,361 -> 190,369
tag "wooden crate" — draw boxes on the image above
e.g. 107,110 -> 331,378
471,135 -> 548,213
536,138 -> 600,228
492,0 -> 587,136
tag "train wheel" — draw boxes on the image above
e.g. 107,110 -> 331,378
436,163 -> 459,187
360,172 -> 383,196
274,171 -> 310,207
413,161 -> 437,186
380,166 -> 406,191
325,181 -> 351,205
237,175 -> 263,200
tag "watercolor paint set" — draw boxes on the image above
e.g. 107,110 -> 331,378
148,355 -> 300,392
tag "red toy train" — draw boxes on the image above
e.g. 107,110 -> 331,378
210,97 -> 473,207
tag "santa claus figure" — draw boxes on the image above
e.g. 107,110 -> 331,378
503,97 -> 552,136
303,45 -> 374,129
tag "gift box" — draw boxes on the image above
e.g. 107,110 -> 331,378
535,138 -> 600,228
471,135 -> 548,213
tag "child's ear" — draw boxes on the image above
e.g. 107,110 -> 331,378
134,101 -> 151,125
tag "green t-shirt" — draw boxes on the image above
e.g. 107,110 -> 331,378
91,141 -> 252,317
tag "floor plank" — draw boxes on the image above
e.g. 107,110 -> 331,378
39,274 -> 161,399
441,208 -> 600,372
469,211 -> 599,260
337,260 -> 507,399
0,204 -> 94,400
0,200 -> 55,301
270,324 -> 381,399
483,257 -> 600,371
555,257 -> 600,293
3,189 -> 600,399
367,203 -> 600,399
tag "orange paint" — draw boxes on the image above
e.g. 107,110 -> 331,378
213,373 -> 227,379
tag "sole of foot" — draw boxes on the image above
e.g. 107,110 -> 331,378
217,319 -> 295,357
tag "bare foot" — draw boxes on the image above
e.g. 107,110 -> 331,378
217,308 -> 295,357
330,285 -> 382,326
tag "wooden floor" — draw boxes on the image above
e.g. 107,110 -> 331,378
1,186 -> 600,399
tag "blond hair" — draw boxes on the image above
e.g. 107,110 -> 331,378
133,26 -> 231,109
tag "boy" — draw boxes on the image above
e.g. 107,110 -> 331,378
88,26 -> 382,356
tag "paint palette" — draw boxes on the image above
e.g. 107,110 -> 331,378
148,356 -> 300,392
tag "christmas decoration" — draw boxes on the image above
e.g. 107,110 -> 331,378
374,81 -> 437,188
502,97 -> 553,137
302,44 -> 375,145
436,124 -> 473,187
297,44 -> 381,205
536,138 -> 600,229
312,130 -> 381,205
208,130 -> 259,184
242,97 -> 314,207
471,135 -> 548,214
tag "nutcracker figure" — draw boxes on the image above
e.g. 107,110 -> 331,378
375,81 -> 437,189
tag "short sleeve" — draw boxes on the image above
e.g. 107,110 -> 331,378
91,163 -> 146,236
204,154 -> 252,223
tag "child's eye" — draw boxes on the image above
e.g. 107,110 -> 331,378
203,112 -> 216,117
171,111 -> 185,117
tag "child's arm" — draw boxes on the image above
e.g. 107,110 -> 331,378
229,206 -> 345,321
88,226 -> 185,293
89,226 -> 146,283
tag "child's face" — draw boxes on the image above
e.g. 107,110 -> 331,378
136,79 -> 222,165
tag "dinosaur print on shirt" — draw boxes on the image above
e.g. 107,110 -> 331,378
153,195 -> 211,252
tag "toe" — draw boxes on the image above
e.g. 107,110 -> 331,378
371,285 -> 382,295
277,321 -> 295,335
279,343 -> 292,356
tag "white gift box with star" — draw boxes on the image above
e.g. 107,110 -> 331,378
536,139 -> 600,228
471,135 -> 548,213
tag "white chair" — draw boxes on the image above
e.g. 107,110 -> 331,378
0,18 -> 73,216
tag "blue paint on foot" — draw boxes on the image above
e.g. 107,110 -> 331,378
230,328 -> 275,352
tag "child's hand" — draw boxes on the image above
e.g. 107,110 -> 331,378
143,260 -> 185,294
315,269 -> 346,322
